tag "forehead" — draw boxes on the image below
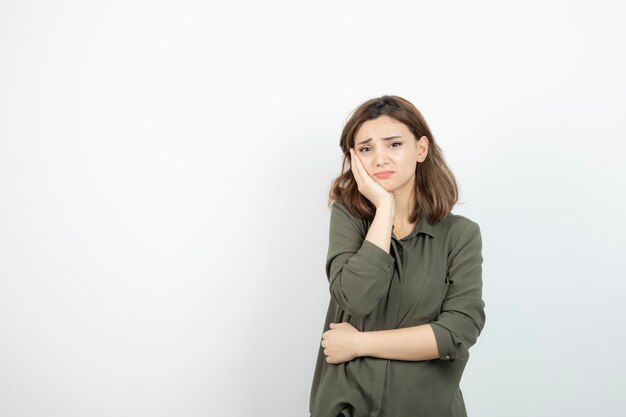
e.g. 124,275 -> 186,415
355,115 -> 411,139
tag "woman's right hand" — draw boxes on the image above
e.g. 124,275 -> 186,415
349,148 -> 395,210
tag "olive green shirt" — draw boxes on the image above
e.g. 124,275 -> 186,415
309,201 -> 486,417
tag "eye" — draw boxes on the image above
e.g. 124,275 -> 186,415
359,142 -> 402,152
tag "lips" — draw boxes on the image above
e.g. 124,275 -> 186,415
374,171 -> 394,178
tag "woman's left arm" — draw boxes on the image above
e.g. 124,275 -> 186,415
355,323 -> 440,361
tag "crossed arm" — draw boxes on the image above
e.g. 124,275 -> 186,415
322,320 -> 440,363
355,324 -> 440,361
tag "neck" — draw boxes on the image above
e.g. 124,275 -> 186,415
392,185 -> 415,225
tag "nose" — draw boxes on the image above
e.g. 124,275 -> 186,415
373,147 -> 391,167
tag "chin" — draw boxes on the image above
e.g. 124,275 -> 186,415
380,183 -> 396,192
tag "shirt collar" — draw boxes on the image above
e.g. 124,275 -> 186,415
414,213 -> 435,238
392,213 -> 436,240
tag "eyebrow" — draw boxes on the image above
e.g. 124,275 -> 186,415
356,136 -> 403,146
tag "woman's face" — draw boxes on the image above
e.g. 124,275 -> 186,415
353,115 -> 428,194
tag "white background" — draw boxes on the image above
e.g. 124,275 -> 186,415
1,1 -> 625,416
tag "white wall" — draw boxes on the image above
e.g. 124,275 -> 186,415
1,1 -> 624,416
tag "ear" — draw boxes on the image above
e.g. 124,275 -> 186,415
416,135 -> 428,162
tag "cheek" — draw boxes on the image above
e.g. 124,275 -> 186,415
399,157 -> 417,172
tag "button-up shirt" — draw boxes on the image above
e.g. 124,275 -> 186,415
309,201 -> 486,417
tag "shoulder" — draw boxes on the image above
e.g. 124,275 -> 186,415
330,201 -> 352,220
330,200 -> 347,211
440,212 -> 480,229
329,201 -> 368,235
435,212 -> 481,244
330,201 -> 360,220
329,200 -> 355,222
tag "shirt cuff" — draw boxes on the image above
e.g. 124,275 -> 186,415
357,239 -> 396,271
430,323 -> 455,361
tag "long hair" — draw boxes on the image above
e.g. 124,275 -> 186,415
328,95 -> 459,225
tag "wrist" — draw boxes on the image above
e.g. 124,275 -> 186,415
355,331 -> 370,358
376,201 -> 395,214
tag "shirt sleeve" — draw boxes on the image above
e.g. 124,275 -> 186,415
325,202 -> 396,318
429,221 -> 486,362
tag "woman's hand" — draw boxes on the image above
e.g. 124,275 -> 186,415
349,148 -> 395,209
321,322 -> 362,364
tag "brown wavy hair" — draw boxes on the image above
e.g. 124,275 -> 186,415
328,95 -> 460,225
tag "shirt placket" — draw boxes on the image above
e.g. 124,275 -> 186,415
369,237 -> 405,417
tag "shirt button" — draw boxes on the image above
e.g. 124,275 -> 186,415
445,355 -> 450,359
387,263 -> 391,268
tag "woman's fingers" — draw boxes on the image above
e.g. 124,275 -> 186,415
349,148 -> 360,186
350,148 -> 365,187
351,148 -> 372,190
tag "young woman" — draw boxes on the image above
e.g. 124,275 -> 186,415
308,95 -> 486,417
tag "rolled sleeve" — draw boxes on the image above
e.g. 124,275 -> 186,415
430,323 -> 455,361
358,239 -> 396,270
430,221 -> 486,361
325,202 -> 396,318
